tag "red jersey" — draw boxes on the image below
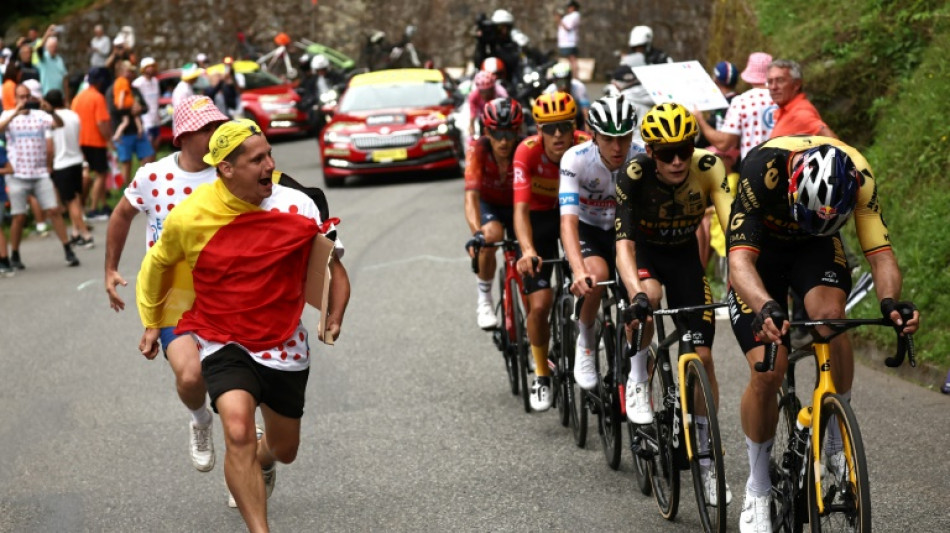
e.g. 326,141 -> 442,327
513,131 -> 590,211
463,137 -> 515,206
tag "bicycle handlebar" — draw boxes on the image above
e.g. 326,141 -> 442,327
571,279 -> 615,321
754,315 -> 917,373
468,238 -> 520,275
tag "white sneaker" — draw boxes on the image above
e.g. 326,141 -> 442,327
822,450 -> 847,484
530,377 -> 552,412
189,412 -> 215,472
228,424 -> 267,508
476,301 -> 497,329
702,466 -> 733,506
625,378 -> 653,424
739,491 -> 771,533
573,339 -> 598,390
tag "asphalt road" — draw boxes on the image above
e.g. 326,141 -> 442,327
1,136 -> 948,532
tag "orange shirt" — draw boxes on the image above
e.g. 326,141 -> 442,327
113,77 -> 134,109
2,80 -> 16,111
770,92 -> 827,138
71,86 -> 111,148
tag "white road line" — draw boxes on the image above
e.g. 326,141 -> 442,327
362,255 -> 470,272
77,279 -> 99,291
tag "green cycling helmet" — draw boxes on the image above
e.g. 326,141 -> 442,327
587,96 -> 637,137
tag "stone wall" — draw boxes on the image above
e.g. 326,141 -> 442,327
37,0 -> 712,80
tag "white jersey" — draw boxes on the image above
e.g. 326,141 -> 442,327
193,184 -> 343,372
132,75 -> 161,129
558,139 -> 642,231
51,109 -> 84,170
124,153 -> 216,250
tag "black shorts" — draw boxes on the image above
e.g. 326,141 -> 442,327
522,209 -> 561,294
728,235 -> 852,353
479,200 -> 514,238
81,146 -> 109,174
52,164 -> 84,203
578,221 -> 616,271
201,344 -> 311,419
636,241 -> 716,348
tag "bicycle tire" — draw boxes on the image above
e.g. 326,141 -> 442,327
808,393 -> 871,533
772,381 -> 805,533
498,268 -> 519,396
511,277 -> 531,413
555,295 -> 573,428
596,316 -> 622,470
684,358 -> 726,532
630,346 -> 656,496
649,352 -> 680,520
569,299 -> 588,447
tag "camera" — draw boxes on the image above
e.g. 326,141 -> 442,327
24,101 -> 41,110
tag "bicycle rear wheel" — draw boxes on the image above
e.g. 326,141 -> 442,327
630,345 -> 656,496
510,278 -> 531,413
568,301 -> 588,447
498,270 -> 519,396
555,295 -> 573,428
684,358 -> 726,532
771,381 -> 804,533
649,352 -> 680,520
808,393 -> 870,533
596,317 -> 622,470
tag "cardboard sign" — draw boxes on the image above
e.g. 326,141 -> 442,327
631,60 -> 730,111
305,234 -> 336,345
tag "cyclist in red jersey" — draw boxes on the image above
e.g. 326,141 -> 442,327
464,98 -> 525,329
512,91 -> 590,411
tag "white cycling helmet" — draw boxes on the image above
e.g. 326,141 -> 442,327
629,25 -> 653,48
491,9 -> 515,25
311,54 -> 330,71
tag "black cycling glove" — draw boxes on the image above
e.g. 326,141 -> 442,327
752,300 -> 786,339
880,298 -> 917,326
465,230 -> 486,253
623,292 -> 652,324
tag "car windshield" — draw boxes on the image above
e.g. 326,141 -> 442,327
240,71 -> 283,90
339,81 -> 448,112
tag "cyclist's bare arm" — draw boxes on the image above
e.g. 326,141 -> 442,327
559,213 -> 591,296
464,190 -> 482,235
866,249 -> 919,334
615,239 -> 645,298
323,255 -> 351,343
513,202 -> 539,275
105,197 -> 139,312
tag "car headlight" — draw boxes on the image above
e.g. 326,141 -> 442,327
324,131 -> 351,144
319,90 -> 338,105
422,123 -> 450,138
261,101 -> 291,113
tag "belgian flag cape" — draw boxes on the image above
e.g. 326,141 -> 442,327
137,180 -> 318,351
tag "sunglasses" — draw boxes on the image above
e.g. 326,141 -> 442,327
652,144 -> 694,164
487,128 -> 518,141
540,120 -> 574,136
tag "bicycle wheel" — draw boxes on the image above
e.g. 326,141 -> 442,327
555,295 -> 572,428
568,300 -> 588,447
771,381 -> 805,533
498,269 -> 519,396
629,345 -> 655,496
596,317 -> 622,470
808,393 -> 870,533
649,351 -> 680,520
684,358 -> 726,532
510,278 -> 531,413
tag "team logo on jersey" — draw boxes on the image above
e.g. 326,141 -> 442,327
582,178 -> 601,193
514,167 -> 526,185
626,161 -> 643,181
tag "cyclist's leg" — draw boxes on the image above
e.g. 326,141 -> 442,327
525,288 -> 554,377
523,210 -> 559,378
478,220 -> 504,284
576,256 -> 608,346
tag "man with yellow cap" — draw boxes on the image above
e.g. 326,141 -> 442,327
136,118 -> 349,531
107,95 -> 228,474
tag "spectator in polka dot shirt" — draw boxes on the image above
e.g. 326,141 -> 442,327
695,51 -> 778,160
104,95 -> 229,474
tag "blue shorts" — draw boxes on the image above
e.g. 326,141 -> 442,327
116,133 -> 155,163
479,201 -> 514,237
146,126 -> 161,142
160,326 -> 189,358
559,46 -> 579,57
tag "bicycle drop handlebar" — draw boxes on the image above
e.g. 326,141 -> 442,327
755,312 -> 917,373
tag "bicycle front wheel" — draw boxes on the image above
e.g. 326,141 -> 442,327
596,317 -> 622,470
808,393 -> 871,533
772,381 -> 805,533
629,345 -> 656,496
684,358 -> 726,532
511,278 -> 531,413
649,351 -> 680,520
556,295 -> 575,429
498,269 -> 519,396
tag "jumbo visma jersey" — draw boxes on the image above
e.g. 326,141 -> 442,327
728,135 -> 890,256
137,179 -> 325,370
615,148 -> 733,247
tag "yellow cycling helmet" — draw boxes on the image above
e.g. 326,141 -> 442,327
640,103 -> 699,145
532,91 -> 577,124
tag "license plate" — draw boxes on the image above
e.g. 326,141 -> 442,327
371,148 -> 408,162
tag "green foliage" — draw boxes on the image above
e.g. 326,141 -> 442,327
0,0 -> 96,36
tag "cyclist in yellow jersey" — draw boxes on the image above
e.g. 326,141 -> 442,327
726,135 -> 920,532
615,103 -> 735,504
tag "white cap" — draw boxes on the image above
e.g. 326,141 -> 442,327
0,48 -> 11,59
22,79 -> 42,99
113,34 -> 126,46
196,53 -> 208,62
310,54 -> 329,70
140,57 -> 156,70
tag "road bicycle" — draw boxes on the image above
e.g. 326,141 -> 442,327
549,258 -> 582,433
473,239 -> 526,403
630,302 -> 730,532
761,312 -> 916,533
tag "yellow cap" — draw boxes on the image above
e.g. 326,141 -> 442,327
203,119 -> 264,167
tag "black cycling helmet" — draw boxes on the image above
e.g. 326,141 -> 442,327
483,97 -> 524,130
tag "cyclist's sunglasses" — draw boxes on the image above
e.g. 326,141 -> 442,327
540,120 -> 574,136
487,128 -> 518,141
652,143 -> 694,164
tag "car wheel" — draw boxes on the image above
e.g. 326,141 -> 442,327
324,176 -> 345,188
